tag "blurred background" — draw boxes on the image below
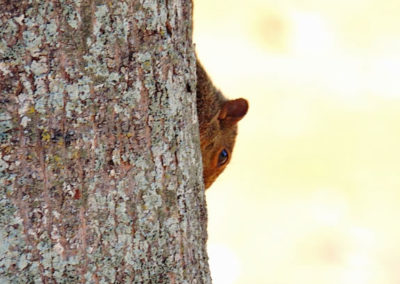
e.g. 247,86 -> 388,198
193,0 -> 400,283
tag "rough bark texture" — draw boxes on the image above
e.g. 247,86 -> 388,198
0,0 -> 210,283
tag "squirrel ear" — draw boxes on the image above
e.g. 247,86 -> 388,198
218,98 -> 248,125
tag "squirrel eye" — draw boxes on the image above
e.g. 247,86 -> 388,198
217,149 -> 229,166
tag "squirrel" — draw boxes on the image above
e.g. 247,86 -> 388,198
196,59 -> 248,189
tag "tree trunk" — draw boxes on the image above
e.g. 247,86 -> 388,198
0,0 -> 211,283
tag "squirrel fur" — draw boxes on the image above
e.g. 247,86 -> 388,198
196,59 -> 248,189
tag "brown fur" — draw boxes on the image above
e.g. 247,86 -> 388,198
196,59 -> 248,189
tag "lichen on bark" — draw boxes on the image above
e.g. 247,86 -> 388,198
0,0 -> 210,283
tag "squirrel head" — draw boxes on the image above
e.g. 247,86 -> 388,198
200,98 -> 248,189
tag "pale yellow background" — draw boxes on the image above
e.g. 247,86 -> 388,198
194,1 -> 400,283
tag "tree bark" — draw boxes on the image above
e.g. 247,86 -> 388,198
0,0 -> 211,283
